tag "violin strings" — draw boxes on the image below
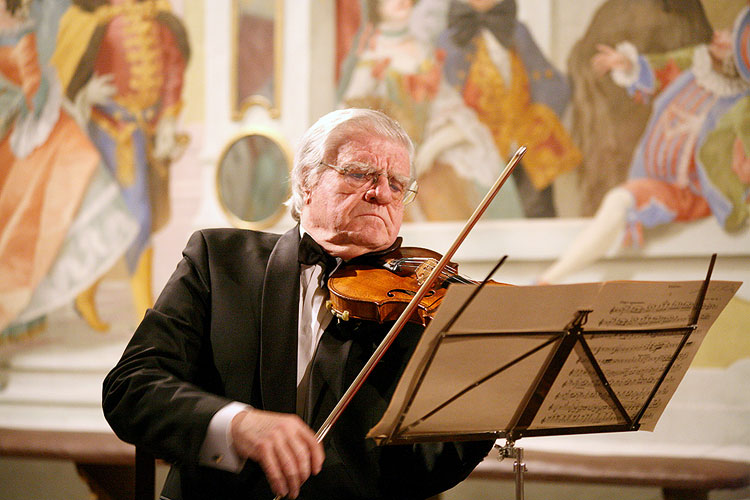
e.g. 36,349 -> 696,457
395,258 -> 460,275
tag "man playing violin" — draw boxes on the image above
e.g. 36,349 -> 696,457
103,108 -> 494,500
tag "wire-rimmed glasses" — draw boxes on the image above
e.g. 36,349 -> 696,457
320,162 -> 418,205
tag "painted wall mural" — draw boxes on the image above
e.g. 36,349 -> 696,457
333,0 -> 748,291
336,0 -> 584,222
568,0 -> 715,216
541,3 -> 750,284
337,0 -> 518,222
334,0 -> 748,233
0,0 -> 190,351
1,0 -> 747,356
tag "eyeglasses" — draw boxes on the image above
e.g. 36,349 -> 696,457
320,162 -> 418,205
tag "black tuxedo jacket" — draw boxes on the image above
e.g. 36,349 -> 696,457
103,227 -> 493,499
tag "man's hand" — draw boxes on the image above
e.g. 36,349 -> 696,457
231,409 -> 324,499
591,44 -> 632,77
63,74 -> 116,128
153,115 -> 177,160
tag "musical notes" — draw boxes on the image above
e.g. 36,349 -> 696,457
531,280 -> 740,431
608,299 -> 694,315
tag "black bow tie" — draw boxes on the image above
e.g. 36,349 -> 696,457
448,0 -> 517,49
298,232 -> 339,287
298,232 -> 406,288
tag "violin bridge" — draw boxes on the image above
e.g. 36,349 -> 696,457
415,258 -> 442,286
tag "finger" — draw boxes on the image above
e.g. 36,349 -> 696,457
291,442 -> 311,481
280,415 -> 322,476
257,444 -> 290,499
275,442 -> 303,499
297,428 -> 325,474
590,55 -> 613,77
310,440 -> 325,475
591,60 -> 607,77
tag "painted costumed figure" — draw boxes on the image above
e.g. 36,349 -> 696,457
339,0 -> 516,221
566,0 -> 713,216
437,0 -> 581,218
50,0 -> 190,329
540,7 -> 750,284
0,0 -> 136,345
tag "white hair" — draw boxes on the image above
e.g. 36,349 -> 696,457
287,108 -> 415,221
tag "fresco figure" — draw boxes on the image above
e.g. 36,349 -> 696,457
713,4 -> 750,222
566,0 -> 713,216
0,0 -> 136,342
437,0 -> 581,218
50,0 -> 190,328
540,11 -> 750,285
338,0 -> 519,221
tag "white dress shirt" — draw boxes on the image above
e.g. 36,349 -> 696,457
198,229 -> 333,472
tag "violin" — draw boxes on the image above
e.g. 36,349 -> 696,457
326,246 -> 502,327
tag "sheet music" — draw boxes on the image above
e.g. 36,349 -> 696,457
533,280 -> 740,431
368,279 -> 741,443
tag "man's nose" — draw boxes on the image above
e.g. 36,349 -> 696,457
364,174 -> 394,203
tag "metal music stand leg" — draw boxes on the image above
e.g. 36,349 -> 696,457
497,439 -> 527,500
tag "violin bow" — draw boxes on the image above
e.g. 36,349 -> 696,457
313,146 -> 526,443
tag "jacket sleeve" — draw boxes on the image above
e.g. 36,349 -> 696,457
102,231 -> 232,466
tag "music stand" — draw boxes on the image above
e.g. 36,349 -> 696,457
368,255 -> 741,500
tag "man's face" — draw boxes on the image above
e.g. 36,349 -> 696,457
708,30 -> 732,64
300,134 -> 411,260
708,30 -> 739,77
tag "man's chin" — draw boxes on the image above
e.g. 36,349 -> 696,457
338,229 -> 393,252
349,235 -> 391,250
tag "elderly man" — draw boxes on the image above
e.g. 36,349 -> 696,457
103,108 -> 493,499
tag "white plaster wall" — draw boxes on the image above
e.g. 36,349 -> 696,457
193,0 -> 336,236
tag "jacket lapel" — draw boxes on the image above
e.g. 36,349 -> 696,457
259,226 -> 301,413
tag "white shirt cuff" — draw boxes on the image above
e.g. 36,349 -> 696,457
610,41 -> 640,88
198,402 -> 250,473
